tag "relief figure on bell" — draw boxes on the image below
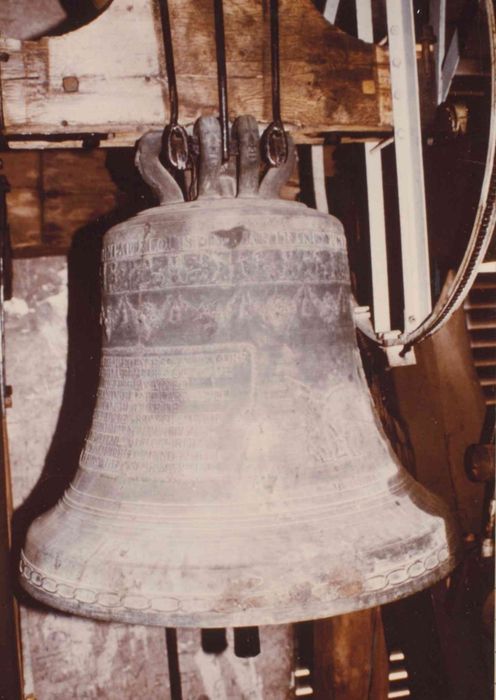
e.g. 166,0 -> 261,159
234,115 -> 261,197
195,116 -> 223,199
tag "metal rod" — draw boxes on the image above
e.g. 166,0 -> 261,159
430,0 -> 447,104
356,0 -> 392,335
157,0 -> 189,171
262,0 -> 288,166
158,0 -> 179,125
310,145 -> 328,213
270,0 -> 281,123
323,0 -> 340,24
213,0 -> 230,163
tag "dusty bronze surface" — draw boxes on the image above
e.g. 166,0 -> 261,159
20,119 -> 460,627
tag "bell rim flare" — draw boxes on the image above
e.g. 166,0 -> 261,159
19,471 -> 462,627
20,553 -> 459,628
20,535 -> 460,628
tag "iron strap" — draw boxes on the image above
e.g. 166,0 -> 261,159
157,0 -> 189,170
213,0 -> 230,163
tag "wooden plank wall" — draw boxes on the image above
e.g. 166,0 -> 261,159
3,150 -> 120,256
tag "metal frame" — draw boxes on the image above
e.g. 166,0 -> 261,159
356,1 -> 392,336
385,0 -> 432,333
323,0 -> 340,25
430,0 -> 447,104
320,1 -> 495,361
321,0 -> 431,355
310,145 -> 328,214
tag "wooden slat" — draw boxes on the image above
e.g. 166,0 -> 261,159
467,318 -> 496,330
471,338 -> 496,348
473,280 -> 496,289
0,0 -> 393,147
464,301 -> 496,310
474,357 -> 496,367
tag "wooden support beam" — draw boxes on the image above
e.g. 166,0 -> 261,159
313,608 -> 389,699
0,0 -> 392,148
391,303 -> 486,535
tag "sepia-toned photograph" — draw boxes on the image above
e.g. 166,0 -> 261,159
0,1 -> 494,698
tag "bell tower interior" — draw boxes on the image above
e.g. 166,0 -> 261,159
0,1 -> 494,698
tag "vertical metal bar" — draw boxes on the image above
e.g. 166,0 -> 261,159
385,0 -> 432,332
441,30 -> 460,103
356,0 -> 373,41
157,0 -> 189,171
430,0 -> 447,104
213,0 -> 230,163
262,0 -> 288,166
364,143 -> 391,333
323,0 -> 340,25
157,0 -> 179,124
356,1 -> 391,334
269,0 -> 282,124
310,145 -> 328,213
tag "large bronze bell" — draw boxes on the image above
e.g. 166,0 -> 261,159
20,116 -> 460,627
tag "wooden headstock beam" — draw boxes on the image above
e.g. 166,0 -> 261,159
0,0 -> 392,148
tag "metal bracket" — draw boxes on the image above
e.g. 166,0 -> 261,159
380,331 -> 417,367
353,307 -> 417,367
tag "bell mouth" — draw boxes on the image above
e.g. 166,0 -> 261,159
20,549 -> 457,629
19,476 -> 461,628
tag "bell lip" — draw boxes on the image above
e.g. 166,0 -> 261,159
19,545 -> 461,628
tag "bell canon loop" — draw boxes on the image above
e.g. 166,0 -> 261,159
20,117 -> 461,627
